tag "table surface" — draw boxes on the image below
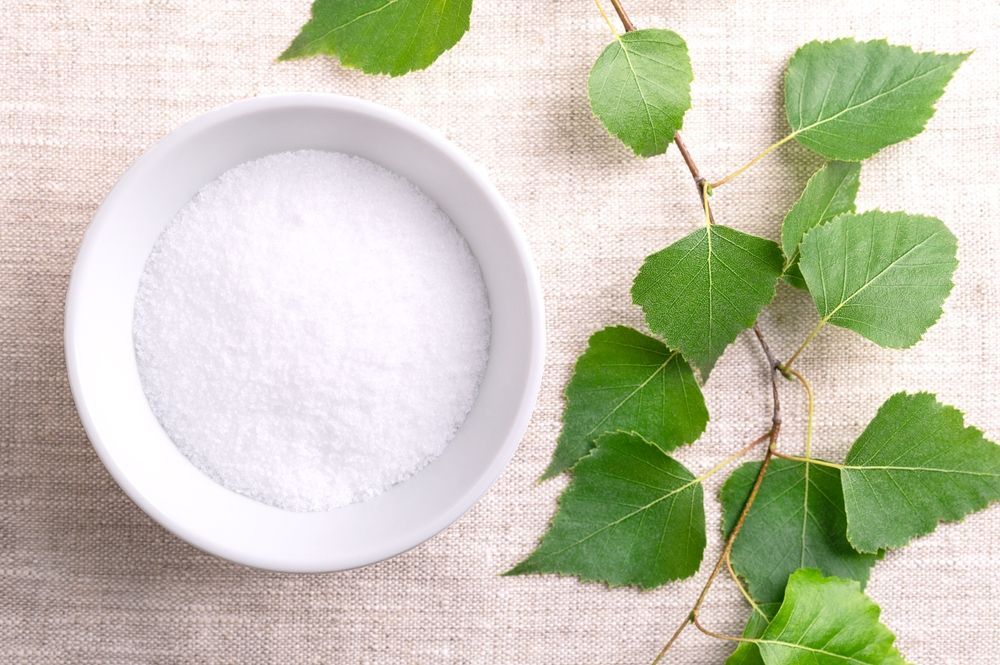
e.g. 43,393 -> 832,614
2,1 -> 998,663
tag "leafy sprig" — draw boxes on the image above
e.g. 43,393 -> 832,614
505,2 -> 992,663
278,0 -> 997,661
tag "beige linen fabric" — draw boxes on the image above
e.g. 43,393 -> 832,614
2,1 -> 999,663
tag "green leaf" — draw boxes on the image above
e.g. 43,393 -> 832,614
726,604 -> 780,665
722,459 -> 877,606
279,0 -> 472,76
798,210 -> 957,348
784,38 -> 969,160
543,327 -> 707,479
588,29 -> 693,157
841,392 -> 1000,552
632,226 -> 783,377
781,162 -> 861,289
507,432 -> 705,588
757,569 -> 907,665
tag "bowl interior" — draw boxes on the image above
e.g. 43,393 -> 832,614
65,95 -> 543,572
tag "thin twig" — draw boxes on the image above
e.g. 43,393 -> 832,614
753,324 -> 782,428
674,132 -> 713,221
651,138 -> 784,665
652,433 -> 778,664
609,0 -> 636,31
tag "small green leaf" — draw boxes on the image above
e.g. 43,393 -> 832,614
588,29 -> 693,157
798,210 -> 957,348
841,392 -> 1000,552
632,226 -> 783,377
781,162 -> 861,289
726,604 -> 780,665
279,0 -> 472,76
785,38 -> 969,160
757,569 -> 907,665
543,326 -> 707,479
722,459 -> 878,606
507,432 -> 705,588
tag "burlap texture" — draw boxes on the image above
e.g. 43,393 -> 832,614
2,1 -> 998,663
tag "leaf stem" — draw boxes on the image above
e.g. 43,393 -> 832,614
726,551 -> 768,620
695,431 -> 771,483
592,0 -> 620,37
691,616 -> 751,644
702,181 -> 713,229
784,367 -> 814,457
609,0 -> 636,32
772,450 -> 844,470
783,319 -> 826,371
708,133 -> 798,189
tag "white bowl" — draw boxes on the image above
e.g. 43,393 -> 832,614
65,94 -> 544,572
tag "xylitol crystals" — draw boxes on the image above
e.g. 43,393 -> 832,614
133,150 -> 491,512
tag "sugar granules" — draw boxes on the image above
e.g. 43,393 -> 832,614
133,150 -> 491,512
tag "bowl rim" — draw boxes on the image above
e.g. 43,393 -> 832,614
64,93 -> 545,571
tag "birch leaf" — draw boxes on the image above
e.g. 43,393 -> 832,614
543,326 -> 707,479
722,459 -> 878,605
632,226 -> 783,377
507,432 -> 705,588
785,39 -> 969,160
588,29 -> 693,157
798,210 -> 957,348
781,161 -> 861,289
757,569 -> 907,665
841,392 -> 1000,552
279,0 -> 472,76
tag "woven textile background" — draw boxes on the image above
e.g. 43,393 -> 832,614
2,1 -> 998,663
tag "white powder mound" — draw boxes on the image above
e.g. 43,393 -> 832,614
133,150 -> 491,512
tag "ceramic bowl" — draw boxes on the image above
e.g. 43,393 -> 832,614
65,93 -> 544,572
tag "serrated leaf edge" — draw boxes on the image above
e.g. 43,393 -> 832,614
587,28 -> 694,158
783,38 -> 971,161
781,161 -> 861,289
841,391 -> 1000,553
509,430 -> 704,590
542,325 -> 706,480
797,209 -> 958,350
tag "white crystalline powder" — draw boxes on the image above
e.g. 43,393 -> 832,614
133,150 -> 491,512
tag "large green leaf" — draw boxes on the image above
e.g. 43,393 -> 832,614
784,38 -> 969,160
722,459 -> 878,605
588,29 -> 693,157
542,326 -> 707,479
798,210 -> 957,348
756,569 -> 907,665
506,432 -> 705,588
279,0 -> 472,76
781,162 -> 861,289
841,392 -> 1000,552
632,226 -> 783,377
